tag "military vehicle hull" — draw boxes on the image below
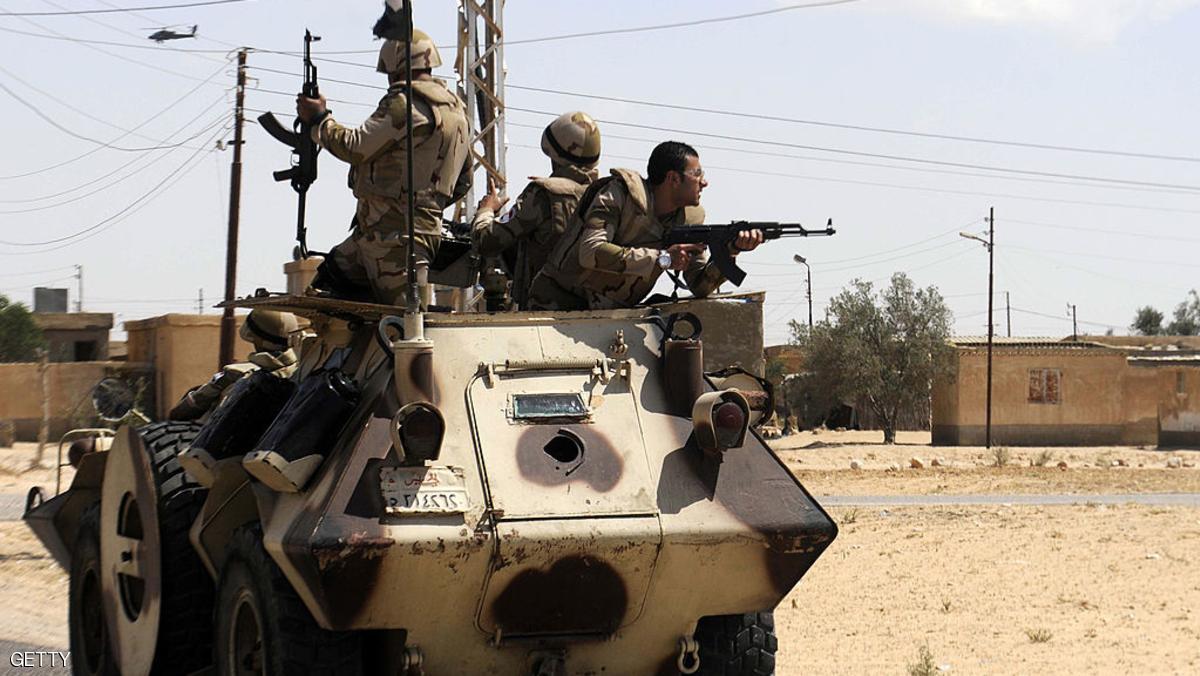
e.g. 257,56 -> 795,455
27,297 -> 836,675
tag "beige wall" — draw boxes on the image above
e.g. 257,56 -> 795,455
933,347 -> 1200,446
1158,367 -> 1200,446
125,314 -> 253,418
0,361 -> 153,441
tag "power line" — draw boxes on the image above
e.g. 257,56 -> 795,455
510,142 -> 1200,216
0,122 -> 228,249
8,13 -> 225,83
509,107 -> 1200,193
1001,217 -> 1200,243
510,121 -> 1195,197
0,94 -> 228,203
507,83 -> 1200,164
0,113 -> 227,214
0,59 -> 229,180
1002,243 -> 1200,269
0,22 -> 232,52
0,0 -> 250,16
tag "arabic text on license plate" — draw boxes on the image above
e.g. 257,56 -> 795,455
381,466 -> 469,515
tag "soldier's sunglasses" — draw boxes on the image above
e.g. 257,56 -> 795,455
676,167 -> 705,180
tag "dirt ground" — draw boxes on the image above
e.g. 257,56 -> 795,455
1,433 -> 1198,673
776,430 -> 1200,496
778,504 -> 1200,675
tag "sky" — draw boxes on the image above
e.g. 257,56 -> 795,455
0,0 -> 1197,346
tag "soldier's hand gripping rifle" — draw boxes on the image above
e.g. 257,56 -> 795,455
258,30 -> 322,258
663,219 -> 836,286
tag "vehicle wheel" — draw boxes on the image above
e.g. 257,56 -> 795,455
98,421 -> 214,674
69,505 -> 117,676
216,525 -> 362,676
694,612 -> 777,676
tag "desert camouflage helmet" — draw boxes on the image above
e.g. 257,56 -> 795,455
377,30 -> 443,74
239,308 -> 299,350
541,111 -> 601,168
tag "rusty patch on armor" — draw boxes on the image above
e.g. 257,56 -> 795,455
312,530 -> 396,571
491,555 -> 627,635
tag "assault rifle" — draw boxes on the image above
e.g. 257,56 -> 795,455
258,30 -> 322,257
663,219 -> 836,286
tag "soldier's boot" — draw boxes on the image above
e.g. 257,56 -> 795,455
178,371 -> 297,487
310,256 -> 374,302
242,370 -> 360,493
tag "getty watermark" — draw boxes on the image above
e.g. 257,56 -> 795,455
9,651 -> 70,669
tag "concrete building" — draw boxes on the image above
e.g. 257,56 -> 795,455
932,337 -> 1200,447
31,312 -> 113,362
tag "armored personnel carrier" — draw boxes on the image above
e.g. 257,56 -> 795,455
26,293 -> 835,675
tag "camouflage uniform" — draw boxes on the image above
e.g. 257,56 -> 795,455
528,168 -> 726,310
471,162 -> 597,309
315,78 -> 471,305
168,349 -> 298,422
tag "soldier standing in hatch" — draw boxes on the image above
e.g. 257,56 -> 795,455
471,111 -> 602,309
297,29 -> 472,306
527,140 -> 764,310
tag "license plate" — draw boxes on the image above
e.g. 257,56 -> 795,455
380,466 -> 469,515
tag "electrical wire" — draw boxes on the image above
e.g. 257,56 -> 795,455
510,107 -> 1200,193
0,94 -> 228,203
0,0 -> 250,16
509,121 -> 1197,197
510,141 -> 1200,217
0,122 -> 228,249
0,113 -> 227,213
1000,217 -> 1200,244
507,84 -> 1200,164
0,58 -> 229,180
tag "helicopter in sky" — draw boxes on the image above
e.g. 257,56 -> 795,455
148,24 -> 198,43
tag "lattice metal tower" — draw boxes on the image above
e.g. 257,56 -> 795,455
456,0 -> 506,214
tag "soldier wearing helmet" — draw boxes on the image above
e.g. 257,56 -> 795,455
471,111 -> 601,309
528,141 -> 765,310
168,309 -> 299,423
297,25 -> 472,306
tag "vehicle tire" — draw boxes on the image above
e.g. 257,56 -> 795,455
69,505 -> 117,676
694,611 -> 777,676
139,421 -> 216,673
215,525 -> 363,676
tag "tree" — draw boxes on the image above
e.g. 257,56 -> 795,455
1166,290 -> 1199,335
0,294 -> 44,362
1130,306 -> 1164,335
790,273 -> 953,444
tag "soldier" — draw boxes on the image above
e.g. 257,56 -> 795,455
527,141 -> 764,310
298,28 -> 472,306
471,111 -> 602,309
168,308 -> 299,423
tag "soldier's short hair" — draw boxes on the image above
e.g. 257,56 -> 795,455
647,141 -> 698,186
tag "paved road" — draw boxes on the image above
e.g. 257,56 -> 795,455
817,493 -> 1200,507
4,491 -> 1200,521
0,640 -> 69,676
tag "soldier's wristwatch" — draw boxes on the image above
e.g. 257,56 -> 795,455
657,250 -> 673,270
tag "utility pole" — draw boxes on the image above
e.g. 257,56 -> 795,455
1006,291 -> 1011,337
958,207 -> 995,448
1067,303 -> 1078,340
197,288 -> 204,315
219,49 -> 247,368
73,265 -> 83,312
986,207 -> 994,450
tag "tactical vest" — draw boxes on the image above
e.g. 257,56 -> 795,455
351,79 -> 469,209
512,176 -> 590,307
544,168 -> 703,307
